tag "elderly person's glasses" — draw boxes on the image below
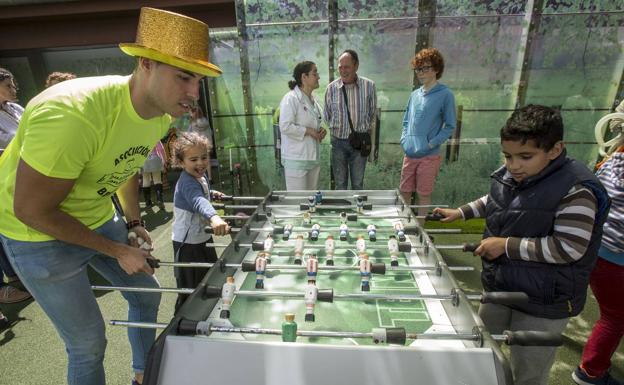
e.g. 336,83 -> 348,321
414,66 -> 433,74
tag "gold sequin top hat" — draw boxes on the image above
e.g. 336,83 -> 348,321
119,7 -> 222,77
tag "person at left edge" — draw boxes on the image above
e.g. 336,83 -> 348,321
0,7 -> 222,385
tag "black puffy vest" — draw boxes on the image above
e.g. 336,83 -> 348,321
482,151 -> 609,319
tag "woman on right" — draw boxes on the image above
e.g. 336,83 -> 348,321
279,61 -> 326,190
572,108 -> 624,385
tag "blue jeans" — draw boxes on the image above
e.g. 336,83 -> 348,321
331,137 -> 367,190
0,215 -> 161,385
0,241 -> 16,286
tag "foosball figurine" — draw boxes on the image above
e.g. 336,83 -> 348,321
263,234 -> 274,263
255,252 -> 267,289
339,223 -> 349,241
303,212 -> 312,225
315,190 -> 322,204
308,196 -> 316,213
266,211 -> 276,224
306,254 -> 318,283
367,224 -> 377,242
325,235 -> 335,266
340,211 -> 348,224
394,222 -> 406,242
283,224 -> 293,241
356,196 -> 365,213
304,283 -> 318,322
356,235 -> 366,257
294,234 -> 304,264
282,313 -> 297,342
220,276 -> 236,319
310,223 -> 321,241
388,235 -> 400,267
359,253 -> 371,291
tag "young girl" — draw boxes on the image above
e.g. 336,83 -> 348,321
172,132 -> 229,313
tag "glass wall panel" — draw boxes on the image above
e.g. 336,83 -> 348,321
436,0 -> 526,16
245,24 -> 329,112
42,46 -> 134,77
337,0 -> 417,18
245,0 -> 327,24
543,1 -> 623,13
524,11 -> 624,165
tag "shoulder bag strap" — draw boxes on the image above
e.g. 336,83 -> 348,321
341,85 -> 355,134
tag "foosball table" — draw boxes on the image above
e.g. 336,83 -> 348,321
107,190 -> 560,385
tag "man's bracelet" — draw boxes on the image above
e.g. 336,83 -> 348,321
126,219 -> 146,230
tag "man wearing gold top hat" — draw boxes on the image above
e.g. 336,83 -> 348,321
0,8 -> 220,385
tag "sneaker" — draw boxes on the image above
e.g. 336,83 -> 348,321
0,313 -> 9,330
573,366 -> 623,385
6,275 -> 20,283
0,285 -> 32,304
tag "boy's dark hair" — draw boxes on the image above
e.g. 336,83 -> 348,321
501,104 -> 563,150
340,49 -> 359,66
411,48 -> 445,79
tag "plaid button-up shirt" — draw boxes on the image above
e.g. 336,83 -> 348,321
323,76 -> 377,139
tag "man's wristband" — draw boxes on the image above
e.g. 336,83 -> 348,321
126,219 -> 146,230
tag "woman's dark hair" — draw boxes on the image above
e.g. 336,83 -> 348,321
287,61 -> 315,90
501,104 -> 563,150
0,67 -> 14,82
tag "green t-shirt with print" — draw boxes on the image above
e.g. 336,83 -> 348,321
0,75 -> 170,241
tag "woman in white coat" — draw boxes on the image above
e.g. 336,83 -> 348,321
279,61 -> 327,190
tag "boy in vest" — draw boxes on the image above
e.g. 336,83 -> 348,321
434,104 -> 610,385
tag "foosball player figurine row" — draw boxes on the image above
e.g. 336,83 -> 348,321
261,217 -> 409,243
257,231 -> 402,267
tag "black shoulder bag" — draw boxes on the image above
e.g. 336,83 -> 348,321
341,85 -> 371,157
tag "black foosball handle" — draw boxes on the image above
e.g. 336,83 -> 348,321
317,289 -> 334,303
371,263 -> 386,275
503,330 -> 563,347
146,258 -> 161,269
202,285 -> 222,299
212,203 -> 226,210
480,291 -> 529,307
424,212 -> 445,221
463,243 -> 479,252
241,261 -> 256,272
218,195 -> 234,202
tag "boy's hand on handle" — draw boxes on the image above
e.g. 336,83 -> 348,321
474,237 -> 507,261
210,190 -> 227,201
210,215 -> 230,236
432,207 -> 462,223
116,244 -> 155,276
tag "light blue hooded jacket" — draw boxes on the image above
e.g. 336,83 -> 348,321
400,83 -> 456,158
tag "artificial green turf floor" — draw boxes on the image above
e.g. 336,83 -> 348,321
0,203 -> 622,385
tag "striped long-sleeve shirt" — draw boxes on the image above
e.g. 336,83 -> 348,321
459,184 -> 597,264
597,151 -> 624,259
323,76 -> 377,139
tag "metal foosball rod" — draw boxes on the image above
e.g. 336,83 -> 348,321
216,192 -> 449,209
111,258 -> 472,274
220,211 -> 444,223
93,284 -> 528,308
109,319 -> 563,347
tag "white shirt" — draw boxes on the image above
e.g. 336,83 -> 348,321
278,86 -> 323,164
